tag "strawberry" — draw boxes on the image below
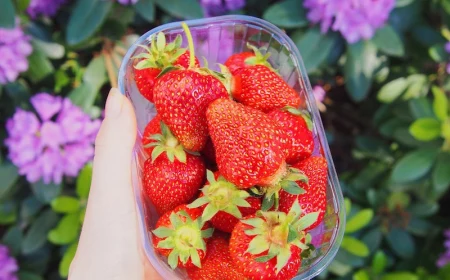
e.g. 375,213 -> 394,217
142,123 -> 205,214
206,98 -> 286,188
142,114 -> 162,156
267,107 -> 314,165
229,200 -> 318,280
153,23 -> 229,152
232,65 -> 302,113
188,170 -> 261,233
133,32 -> 200,103
186,233 -> 245,280
152,204 -> 213,269
224,43 -> 273,75
278,156 -> 328,231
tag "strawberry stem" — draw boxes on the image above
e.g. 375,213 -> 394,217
181,22 -> 195,69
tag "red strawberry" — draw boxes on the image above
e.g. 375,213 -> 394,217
206,98 -> 286,188
142,114 -> 162,155
279,156 -> 328,231
133,31 -> 200,103
152,204 -> 213,269
142,123 -> 205,214
188,170 -> 261,233
186,233 -> 245,280
267,107 -> 314,165
224,43 -> 273,75
229,201 -> 318,280
232,65 -> 302,113
153,24 -> 229,152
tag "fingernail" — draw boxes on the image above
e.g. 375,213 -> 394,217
105,88 -> 123,118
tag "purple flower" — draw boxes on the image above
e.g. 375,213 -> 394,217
117,0 -> 139,4
4,93 -> 101,185
27,0 -> 68,18
304,0 -> 395,44
200,0 -> 246,17
0,245 -> 18,280
437,229 -> 450,268
0,19 -> 32,85
312,85 -> 326,102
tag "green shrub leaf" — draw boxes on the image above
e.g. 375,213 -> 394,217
432,86 -> 448,121
432,152 -> 450,199
345,209 -> 373,233
48,213 -> 81,245
371,251 -> 387,274
30,181 -> 62,204
409,118 -> 441,141
429,43 -> 450,62
76,163 -> 93,199
386,228 -> 415,259
0,0 -> 15,28
154,0 -> 202,20
22,210 -> 58,254
134,0 -> 155,22
377,77 -> 408,103
0,162 -> 18,200
51,196 -> 80,214
381,272 -> 418,280
391,148 -> 438,183
263,0 -> 308,28
372,25 -> 405,57
59,242 -> 78,278
341,236 -> 370,257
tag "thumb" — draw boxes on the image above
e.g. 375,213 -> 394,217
70,88 -> 144,279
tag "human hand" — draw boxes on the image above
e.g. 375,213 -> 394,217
68,88 -> 162,280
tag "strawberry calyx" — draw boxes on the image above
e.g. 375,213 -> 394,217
261,166 -> 308,211
244,43 -> 274,71
241,200 -> 319,274
188,170 -> 251,221
145,121 -> 187,163
282,106 -> 314,131
133,32 -> 186,70
152,210 -> 214,269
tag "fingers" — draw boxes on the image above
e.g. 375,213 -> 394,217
70,88 -> 143,280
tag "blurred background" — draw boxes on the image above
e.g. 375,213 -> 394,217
0,0 -> 449,279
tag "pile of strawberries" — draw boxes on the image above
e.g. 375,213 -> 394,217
133,23 -> 329,280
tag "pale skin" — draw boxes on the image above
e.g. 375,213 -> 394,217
69,88 -> 162,280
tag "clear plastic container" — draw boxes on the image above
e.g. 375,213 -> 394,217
118,15 -> 345,280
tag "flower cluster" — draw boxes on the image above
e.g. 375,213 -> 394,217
445,42 -> 450,74
5,93 -> 101,185
0,20 -> 32,85
303,0 -> 395,43
117,0 -> 139,5
27,0 -> 68,19
0,245 -> 18,280
437,229 -> 450,268
199,0 -> 246,17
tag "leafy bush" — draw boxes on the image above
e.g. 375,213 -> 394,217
0,0 -> 449,279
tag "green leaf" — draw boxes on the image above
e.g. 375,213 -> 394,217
30,181 -> 62,204
409,97 -> 434,119
83,55 -> 107,90
76,163 -> 93,199
391,148 -> 438,183
59,242 -> 78,278
353,269 -> 370,280
293,28 -> 339,73
345,209 -> 373,233
432,152 -> 450,199
16,0 -> 31,12
344,41 -> 378,102
372,25 -> 405,57
134,0 -> 155,22
66,0 -> 112,45
0,162 -> 18,199
381,272 -> 418,280
432,86 -> 448,121
48,213 -> 81,245
33,39 -> 65,59
402,74 -> 429,100
0,0 -> 15,28
429,43 -> 450,62
386,228 -> 415,259
396,0 -> 414,7
17,271 -> 44,280
408,201 -> 439,218
371,251 -> 387,274
51,196 -> 80,214
154,0 -> 202,20
22,209 -> 58,255
2,226 -> 23,256
263,0 -> 308,28
387,192 -> 410,210
407,217 -> 434,236
340,236 -> 369,257
409,118 -> 442,141
362,227 -> 382,253
0,201 -> 17,225
377,77 -> 408,103
23,43 -> 54,83
21,197 -> 44,221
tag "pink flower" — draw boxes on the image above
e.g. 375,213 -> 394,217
312,85 -> 326,103
0,245 -> 18,280
4,93 -> 101,184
